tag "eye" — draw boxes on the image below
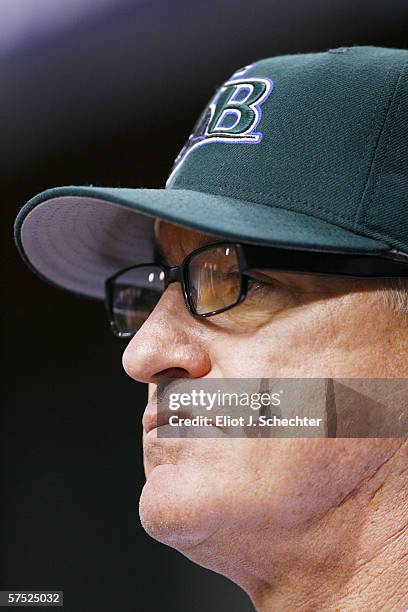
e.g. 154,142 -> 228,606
247,275 -> 278,295
244,273 -> 301,310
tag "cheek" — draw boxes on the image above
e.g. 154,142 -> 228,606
209,313 -> 332,377
208,295 -> 392,377
237,438 -> 399,529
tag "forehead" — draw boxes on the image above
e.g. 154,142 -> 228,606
154,220 -> 220,265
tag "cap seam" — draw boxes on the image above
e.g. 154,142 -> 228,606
347,64 -> 395,223
355,59 -> 408,229
172,181 -> 361,224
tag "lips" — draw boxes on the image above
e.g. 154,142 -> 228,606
142,388 -> 207,435
143,381 -> 191,434
143,394 -> 161,434
142,390 -> 176,434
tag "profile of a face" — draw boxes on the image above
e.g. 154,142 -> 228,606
122,223 -> 408,610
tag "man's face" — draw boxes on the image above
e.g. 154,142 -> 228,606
122,222 -> 407,576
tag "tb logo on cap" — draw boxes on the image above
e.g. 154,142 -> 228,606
167,71 -> 274,186
206,78 -> 273,141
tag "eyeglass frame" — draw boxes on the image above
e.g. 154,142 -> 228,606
105,241 -> 408,338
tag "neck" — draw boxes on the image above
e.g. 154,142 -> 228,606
253,537 -> 407,611
247,448 -> 408,611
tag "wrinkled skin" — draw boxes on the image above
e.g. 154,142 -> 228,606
123,222 -> 408,611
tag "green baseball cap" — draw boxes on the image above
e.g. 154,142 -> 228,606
14,46 -> 408,299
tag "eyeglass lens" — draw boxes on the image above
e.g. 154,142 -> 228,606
109,245 -> 242,336
187,245 -> 241,315
111,266 -> 165,336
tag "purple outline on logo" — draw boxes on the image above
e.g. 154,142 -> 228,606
166,76 -> 274,187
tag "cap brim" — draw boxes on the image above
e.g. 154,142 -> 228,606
15,185 -> 390,299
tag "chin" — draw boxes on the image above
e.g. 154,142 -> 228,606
139,463 -> 222,550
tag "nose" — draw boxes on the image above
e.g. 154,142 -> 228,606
122,285 -> 212,383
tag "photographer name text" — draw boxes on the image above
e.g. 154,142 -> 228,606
168,415 -> 323,428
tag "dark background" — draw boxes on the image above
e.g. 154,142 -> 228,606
1,1 -> 407,611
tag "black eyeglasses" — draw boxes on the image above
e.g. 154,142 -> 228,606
105,242 -> 408,338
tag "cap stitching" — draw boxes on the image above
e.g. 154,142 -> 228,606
349,64 -> 395,225
360,60 -> 408,229
158,193 -> 353,235
174,181 -> 359,223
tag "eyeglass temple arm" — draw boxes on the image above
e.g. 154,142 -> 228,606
239,244 -> 408,278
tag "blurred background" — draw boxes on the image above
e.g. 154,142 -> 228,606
2,1 -> 407,610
